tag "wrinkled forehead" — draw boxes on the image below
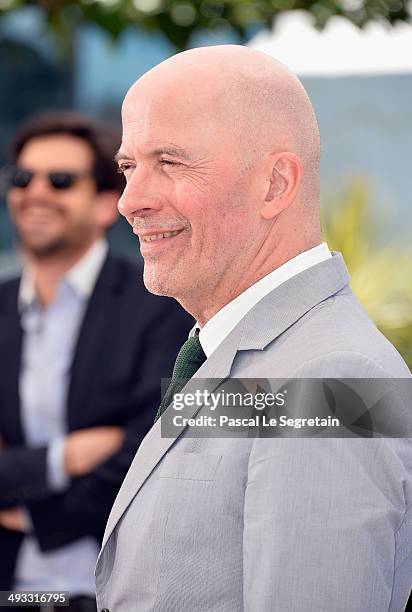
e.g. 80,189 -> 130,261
122,80 -> 159,125
123,67 -> 222,121
121,73 -> 229,153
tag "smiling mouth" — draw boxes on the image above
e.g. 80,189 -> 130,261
140,229 -> 183,243
21,206 -> 61,220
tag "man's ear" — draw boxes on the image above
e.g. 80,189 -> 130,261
94,191 -> 120,230
261,153 -> 302,220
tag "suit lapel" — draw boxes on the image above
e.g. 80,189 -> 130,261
67,255 -> 123,428
238,252 -> 350,350
0,280 -> 24,443
98,252 -> 350,556
99,324 -> 242,553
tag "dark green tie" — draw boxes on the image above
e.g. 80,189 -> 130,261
155,331 -> 207,422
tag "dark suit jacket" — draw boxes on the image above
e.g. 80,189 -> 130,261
0,252 -> 193,589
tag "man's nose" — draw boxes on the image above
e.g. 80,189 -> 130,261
24,174 -> 53,197
117,169 -> 164,221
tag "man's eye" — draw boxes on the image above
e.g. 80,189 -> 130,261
161,159 -> 179,166
117,163 -> 134,174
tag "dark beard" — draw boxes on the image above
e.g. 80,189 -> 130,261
13,226 -> 77,261
25,238 -> 70,259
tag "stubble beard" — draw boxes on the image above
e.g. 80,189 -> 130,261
142,259 -> 175,297
20,236 -> 71,259
142,254 -> 199,301
16,223 -> 94,263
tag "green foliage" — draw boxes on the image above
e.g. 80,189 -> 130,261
322,180 -> 412,370
0,0 -> 410,50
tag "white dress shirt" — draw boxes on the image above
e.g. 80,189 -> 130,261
196,243 -> 331,357
15,239 -> 108,595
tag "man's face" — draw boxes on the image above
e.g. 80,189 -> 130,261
7,134 -> 101,257
118,84 -> 261,304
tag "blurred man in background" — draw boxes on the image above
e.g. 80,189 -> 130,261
0,112 -> 193,612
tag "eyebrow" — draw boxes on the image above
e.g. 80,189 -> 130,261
114,145 -> 191,163
114,150 -> 129,163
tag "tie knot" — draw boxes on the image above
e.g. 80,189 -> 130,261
173,332 -> 207,381
155,330 -> 207,422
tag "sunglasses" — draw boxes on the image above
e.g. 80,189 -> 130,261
5,166 -> 93,191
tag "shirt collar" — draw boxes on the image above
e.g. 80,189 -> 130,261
18,239 -> 108,311
192,242 -> 332,358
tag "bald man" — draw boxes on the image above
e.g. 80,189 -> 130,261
95,46 -> 412,612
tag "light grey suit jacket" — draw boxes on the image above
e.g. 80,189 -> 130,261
95,253 -> 412,612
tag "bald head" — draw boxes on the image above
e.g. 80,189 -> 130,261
119,45 -> 322,322
125,45 -> 320,196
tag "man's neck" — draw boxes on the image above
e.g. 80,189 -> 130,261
182,239 -> 323,327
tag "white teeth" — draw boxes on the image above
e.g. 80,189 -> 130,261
142,230 -> 181,242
